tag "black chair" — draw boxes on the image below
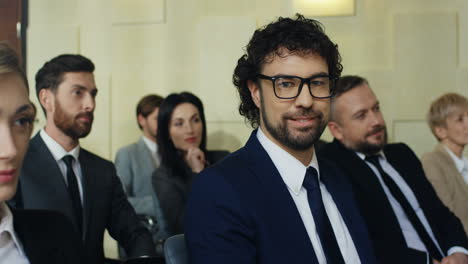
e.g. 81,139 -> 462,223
164,234 -> 188,264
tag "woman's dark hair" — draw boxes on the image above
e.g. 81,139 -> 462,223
233,14 -> 343,128
157,92 -> 207,178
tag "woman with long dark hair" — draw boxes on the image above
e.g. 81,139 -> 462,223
151,92 -> 228,238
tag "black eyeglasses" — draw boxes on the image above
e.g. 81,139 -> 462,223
257,73 -> 334,99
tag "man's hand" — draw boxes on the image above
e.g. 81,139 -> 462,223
185,147 -> 206,173
435,253 -> 468,264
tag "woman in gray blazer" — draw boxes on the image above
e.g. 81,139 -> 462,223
151,92 -> 229,239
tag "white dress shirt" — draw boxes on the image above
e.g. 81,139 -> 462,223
257,129 -> 361,264
443,145 -> 468,185
142,135 -> 160,167
40,129 -> 84,203
357,152 -> 468,260
0,203 -> 30,264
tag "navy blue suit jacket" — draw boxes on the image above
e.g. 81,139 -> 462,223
185,131 -> 377,264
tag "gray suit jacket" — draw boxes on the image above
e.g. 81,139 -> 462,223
115,137 -> 159,217
421,143 -> 468,234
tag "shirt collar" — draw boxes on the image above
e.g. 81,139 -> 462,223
142,135 -> 157,155
40,128 -> 80,161
355,150 -> 386,161
443,144 -> 466,173
0,203 -> 27,257
256,128 -> 319,196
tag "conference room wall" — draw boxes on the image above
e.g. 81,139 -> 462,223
27,0 -> 468,161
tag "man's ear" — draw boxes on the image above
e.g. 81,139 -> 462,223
328,120 -> 344,141
137,114 -> 146,129
247,80 -> 261,108
434,126 -> 447,141
39,89 -> 54,113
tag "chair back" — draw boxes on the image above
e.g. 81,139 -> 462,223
164,234 -> 188,264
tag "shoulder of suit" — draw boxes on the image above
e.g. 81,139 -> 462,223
421,150 -> 440,161
317,140 -> 348,160
80,147 -> 114,166
206,149 -> 230,163
384,142 -> 414,155
115,141 -> 140,156
122,141 -> 141,152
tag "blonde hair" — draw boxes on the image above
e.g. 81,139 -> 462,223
427,93 -> 468,140
0,42 -> 29,93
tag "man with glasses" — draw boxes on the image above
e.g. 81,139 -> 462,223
185,15 -> 377,264
320,75 -> 468,264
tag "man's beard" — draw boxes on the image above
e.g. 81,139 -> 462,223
260,96 -> 327,151
351,125 -> 387,155
54,100 -> 93,140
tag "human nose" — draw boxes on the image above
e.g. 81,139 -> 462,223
0,125 -> 18,161
83,93 -> 95,112
184,121 -> 194,133
369,111 -> 384,126
294,82 -> 314,108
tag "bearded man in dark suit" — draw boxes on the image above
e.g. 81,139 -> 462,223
11,54 -> 156,264
319,75 -> 468,264
185,15 -> 377,264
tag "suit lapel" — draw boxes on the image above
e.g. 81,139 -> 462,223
435,144 -> 468,194
331,140 -> 393,211
24,134 -> 76,220
79,149 -> 94,241
137,138 -> 157,169
318,157 -> 376,264
243,131 -> 319,261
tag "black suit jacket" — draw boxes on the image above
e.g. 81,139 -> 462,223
319,139 -> 468,263
12,133 -> 156,264
151,150 -> 229,238
12,208 -> 83,264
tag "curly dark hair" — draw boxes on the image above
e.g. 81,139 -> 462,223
233,14 -> 343,128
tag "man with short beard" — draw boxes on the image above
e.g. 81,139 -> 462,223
10,54 -> 156,264
185,15 -> 377,264
320,75 -> 468,264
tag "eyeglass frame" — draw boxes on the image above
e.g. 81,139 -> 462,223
256,73 -> 336,99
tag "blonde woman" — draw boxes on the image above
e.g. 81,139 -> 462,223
422,93 -> 468,234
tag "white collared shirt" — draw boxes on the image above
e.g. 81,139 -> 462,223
357,152 -> 468,260
257,129 -> 361,264
443,145 -> 468,185
40,129 -> 84,203
0,203 -> 30,264
142,136 -> 160,167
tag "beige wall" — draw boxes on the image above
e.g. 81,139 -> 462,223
27,0 -> 468,160
27,0 -> 468,258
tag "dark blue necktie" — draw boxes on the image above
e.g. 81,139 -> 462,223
365,155 -> 443,261
303,167 -> 345,264
62,155 -> 83,235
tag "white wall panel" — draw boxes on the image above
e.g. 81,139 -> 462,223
196,16 -> 256,122
112,0 -> 166,25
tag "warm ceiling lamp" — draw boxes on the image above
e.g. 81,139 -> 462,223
292,0 -> 355,17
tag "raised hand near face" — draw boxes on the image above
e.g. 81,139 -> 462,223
185,147 -> 206,173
